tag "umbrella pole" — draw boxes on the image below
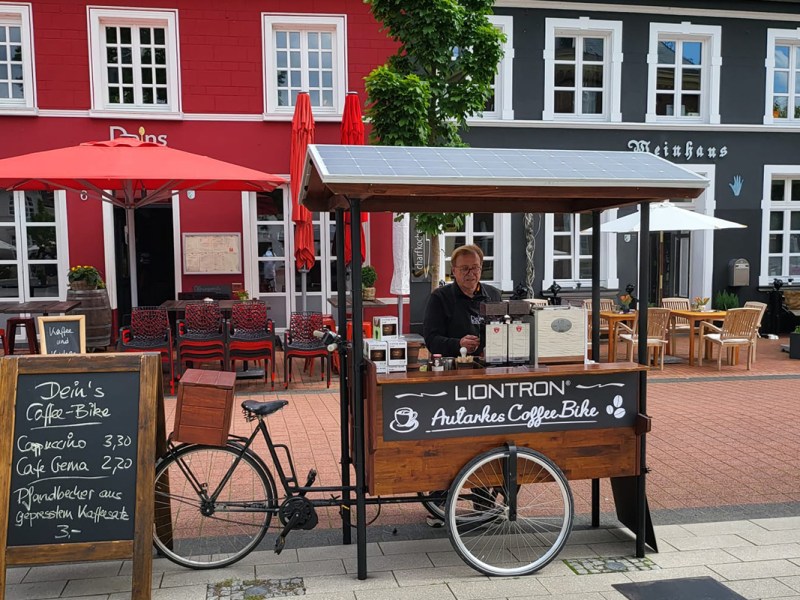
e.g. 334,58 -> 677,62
126,207 -> 139,307
397,296 -> 403,334
301,268 -> 308,312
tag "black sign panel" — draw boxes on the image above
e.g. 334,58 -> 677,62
383,372 -> 639,441
8,372 -> 140,546
40,320 -> 82,355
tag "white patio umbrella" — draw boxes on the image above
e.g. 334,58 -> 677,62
589,200 -> 746,233
390,213 -> 410,334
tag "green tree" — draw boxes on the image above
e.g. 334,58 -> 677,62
365,0 -> 504,288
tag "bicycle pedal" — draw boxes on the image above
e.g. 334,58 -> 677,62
274,535 -> 286,555
304,469 -> 317,487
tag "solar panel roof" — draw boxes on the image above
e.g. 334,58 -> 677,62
300,145 -> 708,214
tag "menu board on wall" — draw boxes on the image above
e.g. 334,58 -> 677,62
183,233 -> 242,274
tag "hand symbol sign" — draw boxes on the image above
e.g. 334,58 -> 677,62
729,175 -> 743,197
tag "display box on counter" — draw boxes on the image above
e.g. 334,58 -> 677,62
507,319 -> 531,364
373,316 -> 399,340
533,306 -> 586,366
387,338 -> 408,372
480,301 -> 508,318
363,339 -> 388,373
484,321 -> 508,365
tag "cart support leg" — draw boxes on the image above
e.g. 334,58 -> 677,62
591,479 -> 600,527
504,443 -> 518,521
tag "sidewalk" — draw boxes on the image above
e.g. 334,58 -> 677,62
8,516 -> 800,599
7,335 -> 800,599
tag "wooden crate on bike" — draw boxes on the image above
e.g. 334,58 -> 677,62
172,369 -> 237,446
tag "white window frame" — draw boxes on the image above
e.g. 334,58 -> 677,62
262,14 -> 347,118
543,17 -> 623,122
87,7 -> 181,118
543,211 -> 619,290
646,22 -> 721,124
437,214 -> 512,291
0,3 -> 36,114
477,15 -> 514,120
764,28 -> 800,125
760,166 -> 800,285
0,190 -> 69,305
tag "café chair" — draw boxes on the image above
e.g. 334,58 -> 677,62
617,307 -> 671,370
6,318 -> 38,354
699,307 -> 761,371
227,300 -> 276,387
0,327 -> 6,355
661,297 -> 691,354
118,306 -> 175,393
284,311 -> 330,389
176,302 -> 226,377
742,301 -> 767,362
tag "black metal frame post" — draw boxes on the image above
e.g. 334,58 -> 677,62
591,210 -> 601,527
636,202 -> 650,558
334,207 -> 351,545
348,198 -> 368,580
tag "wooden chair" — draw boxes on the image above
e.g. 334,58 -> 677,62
227,300 -> 276,388
742,301 -> 767,362
176,302 -> 226,377
284,311 -> 330,389
661,297 -> 691,354
617,307 -> 671,370
118,306 -> 174,393
699,307 -> 761,371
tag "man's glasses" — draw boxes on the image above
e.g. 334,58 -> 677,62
454,265 -> 482,275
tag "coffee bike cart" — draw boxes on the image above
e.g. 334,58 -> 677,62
299,145 -> 708,579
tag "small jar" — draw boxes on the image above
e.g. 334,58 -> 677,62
431,354 -> 444,372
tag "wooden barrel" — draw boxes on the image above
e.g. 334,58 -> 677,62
66,288 -> 112,350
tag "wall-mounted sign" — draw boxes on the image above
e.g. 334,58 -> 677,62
627,139 -> 728,161
37,316 -> 86,355
183,233 -> 242,275
382,372 -> 638,441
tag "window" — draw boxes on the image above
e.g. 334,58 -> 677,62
439,214 -> 512,290
88,8 -> 180,116
646,23 -> 721,124
0,4 -> 35,113
0,190 -> 68,303
263,15 -> 346,116
765,29 -> 800,124
478,15 -> 514,120
761,171 -> 800,283
543,17 -> 622,122
543,212 -> 618,290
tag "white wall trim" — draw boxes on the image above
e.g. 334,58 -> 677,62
102,200 -> 117,310
172,192 -> 181,295
495,1 -> 800,23
543,211 -> 616,289
0,3 -> 36,112
763,28 -> 800,125
241,191 -> 257,296
477,15 -> 514,120
759,164 -> 800,286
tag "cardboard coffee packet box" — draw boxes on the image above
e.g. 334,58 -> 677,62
363,339 -> 388,373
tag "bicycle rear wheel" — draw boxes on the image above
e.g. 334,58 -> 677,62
446,446 -> 573,577
153,444 -> 276,569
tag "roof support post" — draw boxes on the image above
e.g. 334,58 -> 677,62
636,201 -> 650,559
334,206 -> 351,546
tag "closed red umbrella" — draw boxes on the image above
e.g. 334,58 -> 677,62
290,93 -> 315,309
340,92 -> 367,265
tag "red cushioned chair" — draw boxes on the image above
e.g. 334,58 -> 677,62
118,306 -> 175,394
176,302 -> 226,377
284,311 -> 330,389
227,300 -> 276,387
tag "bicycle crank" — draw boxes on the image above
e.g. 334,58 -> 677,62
274,497 -> 319,554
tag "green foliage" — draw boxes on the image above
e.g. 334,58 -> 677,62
362,265 -> 378,288
234,290 -> 250,300
365,0 -> 505,240
793,325 -> 800,334
68,265 -> 105,289
714,290 -> 740,310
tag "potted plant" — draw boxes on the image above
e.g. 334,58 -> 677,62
234,289 -> 250,300
790,326 -> 800,360
618,294 -> 633,313
361,265 -> 377,301
714,290 -> 740,310
68,265 -> 105,290
692,296 -> 710,311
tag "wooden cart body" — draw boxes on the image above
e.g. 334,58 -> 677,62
365,362 -> 649,496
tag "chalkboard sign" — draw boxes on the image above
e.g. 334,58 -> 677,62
0,353 -> 162,600
37,315 -> 86,355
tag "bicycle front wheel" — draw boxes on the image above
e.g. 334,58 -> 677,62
446,447 -> 574,577
153,444 -> 276,569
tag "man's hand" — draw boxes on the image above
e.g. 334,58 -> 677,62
459,334 -> 480,354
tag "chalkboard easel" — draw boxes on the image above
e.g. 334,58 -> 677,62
0,353 -> 163,600
37,315 -> 86,354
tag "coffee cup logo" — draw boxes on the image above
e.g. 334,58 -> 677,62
389,407 -> 419,433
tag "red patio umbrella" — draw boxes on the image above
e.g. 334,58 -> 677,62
290,92 -> 316,310
0,138 -> 285,207
340,92 -> 367,265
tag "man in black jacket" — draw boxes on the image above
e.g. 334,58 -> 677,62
423,244 -> 502,356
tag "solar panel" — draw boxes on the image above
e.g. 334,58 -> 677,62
306,145 -> 708,189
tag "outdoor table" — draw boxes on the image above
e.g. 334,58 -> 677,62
159,299 -> 238,315
669,308 -> 727,366
599,310 -> 637,362
0,300 -> 81,316
328,296 -> 386,312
